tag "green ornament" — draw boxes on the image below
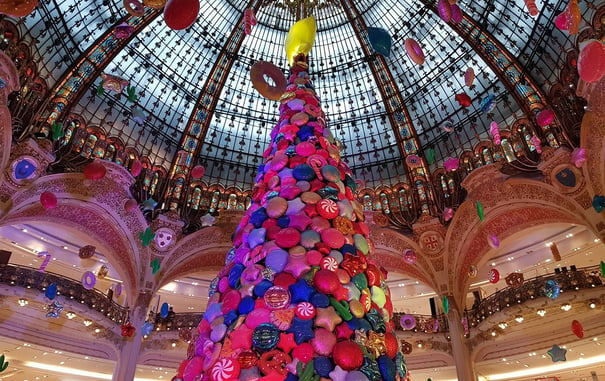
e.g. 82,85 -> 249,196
126,86 -> 138,103
352,273 -> 368,290
139,227 -> 155,247
442,295 -> 449,314
50,122 -> 64,141
297,359 -> 319,381
426,148 -> 435,165
476,200 -> 485,221
150,258 -> 161,275
330,297 -> 353,321
96,83 -> 105,96
0,354 -> 8,372
601,261 -> 605,277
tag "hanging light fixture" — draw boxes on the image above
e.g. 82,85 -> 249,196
537,309 -> 546,317
588,300 -> 597,309
515,315 -> 524,323
83,319 -> 93,326
498,322 -> 508,329
561,303 -> 572,311
65,311 -> 76,319
17,298 -> 28,306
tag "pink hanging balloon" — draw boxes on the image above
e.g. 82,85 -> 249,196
130,160 -> 142,177
438,0 -> 452,22
450,4 -> 462,23
489,121 -> 501,145
191,165 -> 206,178
536,109 -> 555,127
443,157 -> 460,172
578,40 -> 605,83
554,12 -> 568,30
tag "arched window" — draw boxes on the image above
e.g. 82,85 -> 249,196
501,139 -> 517,162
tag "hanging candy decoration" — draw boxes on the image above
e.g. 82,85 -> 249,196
81,271 -> 97,290
125,199 -> 138,212
405,38 -> 425,65
150,258 -> 161,274
114,22 -> 135,39
0,0 -> 38,17
531,135 -> 542,154
127,86 -> 138,103
115,283 -> 123,297
488,268 -> 500,284
570,147 -> 587,168
523,0 -> 539,16
402,249 -> 416,265
45,283 -> 58,300
83,161 -> 107,181
163,0 -> 200,30
130,160 -> 142,177
123,0 -> 144,16
455,92 -> 472,107
536,109 -> 555,127
400,315 -> 416,330
577,40 -> 605,83
191,165 -> 206,178
40,191 -> 58,210
121,322 -> 136,337
284,16 -> 317,66
243,8 -> 257,35
554,0 -> 581,35
600,261 -> 605,277
441,121 -> 454,133
544,279 -> 561,299
547,344 -> 567,362
46,299 -> 64,318
487,234 -> 499,249
450,4 -> 462,23
160,302 -> 170,319
550,242 -> 561,262
505,272 -> 524,288
437,0 -> 452,22
139,227 -> 156,247
367,27 -> 392,57
143,0 -> 166,8
132,106 -> 146,125
425,148 -> 436,165
405,154 -> 423,168
476,200 -> 485,221
442,295 -> 449,314
592,195 -> 605,213
489,121 -> 501,144
141,321 -> 154,336
571,320 -> 584,339
400,340 -> 412,355
98,264 -> 109,279
442,207 -> 454,222
0,354 -> 8,372
100,73 -> 129,93
479,94 -> 496,113
37,251 -> 51,272
464,67 -> 475,87
250,61 -> 287,101
443,157 -> 460,172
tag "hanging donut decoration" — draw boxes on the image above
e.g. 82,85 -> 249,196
250,61 -> 287,101
405,38 -> 425,65
123,0 -> 144,17
399,314 -> 417,330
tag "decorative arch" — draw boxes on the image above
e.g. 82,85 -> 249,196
0,50 -> 20,173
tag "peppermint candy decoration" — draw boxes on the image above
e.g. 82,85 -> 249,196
295,302 -> 316,319
317,199 -> 338,219
211,358 -> 240,381
488,268 -> 500,284
320,256 -> 339,271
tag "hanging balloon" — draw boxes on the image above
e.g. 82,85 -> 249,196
100,73 -> 129,93
571,147 -> 587,168
450,3 -> 462,23
160,302 -> 170,319
554,0 -> 580,34
285,16 -> 317,66
243,8 -> 257,35
536,109 -> 555,127
571,320 -> 584,338
191,165 -> 206,178
464,68 -> 475,87
443,157 -> 460,172
163,0 -> 200,30
442,207 -> 454,221
114,23 -> 135,39
577,40 -> 605,83
45,283 -> 58,300
524,0 -> 539,16
143,0 -> 166,8
405,154 -> 423,168
130,160 -> 142,177
488,268 -> 500,283
468,264 -> 478,278
14,159 -> 37,180
132,106 -> 146,125
123,0 -> 144,16
479,94 -> 496,113
488,234 -> 500,249
437,0 -> 452,22
83,161 -> 107,180
425,148 -> 436,165
489,121 -> 501,144
367,27 -> 392,57
531,135 -> 542,154
40,192 -> 58,210
441,121 -> 454,133
405,38 -> 425,65
402,249 -> 417,265
455,92 -> 472,107
250,61 -> 287,101
125,199 -> 138,212
544,279 -> 560,299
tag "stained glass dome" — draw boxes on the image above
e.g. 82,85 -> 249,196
7,0 -> 587,189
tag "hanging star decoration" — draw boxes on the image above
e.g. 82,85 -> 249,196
150,258 -> 161,274
547,344 -> 567,362
0,354 -> 9,372
139,227 -> 155,247
46,300 -> 64,318
142,198 -> 158,212
200,213 -> 216,227
121,322 -> 136,337
126,85 -> 138,103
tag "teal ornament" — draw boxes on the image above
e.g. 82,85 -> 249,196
544,279 -> 560,299
480,94 -> 496,113
442,295 -> 449,314
592,195 -> 605,213
142,198 -> 158,212
426,148 -> 435,165
367,27 -> 392,57
160,302 -> 170,318
395,352 -> 407,377
547,344 -> 567,362
360,356 -> 381,381
150,257 -> 161,274
252,323 -> 280,351
14,159 -> 36,180
45,283 -> 58,300
476,201 -> 485,221
366,309 -> 386,333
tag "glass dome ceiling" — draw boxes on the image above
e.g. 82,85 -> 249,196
16,0 -> 579,188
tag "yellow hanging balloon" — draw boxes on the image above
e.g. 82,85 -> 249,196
285,16 -> 317,66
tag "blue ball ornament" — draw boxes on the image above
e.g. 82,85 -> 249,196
252,323 -> 280,352
544,279 -> 560,299
14,159 -> 37,180
238,296 -> 255,314
314,356 -> 334,378
377,355 -> 397,381
229,264 -> 245,288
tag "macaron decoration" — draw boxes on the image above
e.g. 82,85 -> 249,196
179,24 -> 407,381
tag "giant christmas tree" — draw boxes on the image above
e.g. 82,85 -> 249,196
176,16 -> 408,381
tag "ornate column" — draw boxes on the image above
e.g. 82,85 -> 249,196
446,305 -> 477,381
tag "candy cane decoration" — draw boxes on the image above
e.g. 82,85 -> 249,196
489,121 -> 501,145
244,8 -> 256,35
531,135 -> 542,153
524,0 -> 539,16
37,251 -> 51,272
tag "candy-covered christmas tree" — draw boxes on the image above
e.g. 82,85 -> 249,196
175,17 -> 408,381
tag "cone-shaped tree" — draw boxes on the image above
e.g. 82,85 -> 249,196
175,17 -> 408,381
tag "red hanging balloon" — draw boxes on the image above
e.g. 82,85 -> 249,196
163,0 -> 200,30
84,162 -> 107,180
191,165 -> 206,179
578,40 -> 605,83
40,192 -> 58,210
130,160 -> 142,177
571,319 -> 584,338
455,92 -> 472,107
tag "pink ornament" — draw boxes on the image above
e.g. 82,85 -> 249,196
191,165 -> 206,178
130,160 -> 142,177
571,147 -> 587,168
488,234 -> 500,249
83,161 -> 107,180
244,8 -> 257,35
554,12 -> 568,30
531,135 -> 542,154
402,249 -> 417,265
437,0 -> 452,22
183,356 -> 204,381
311,328 -> 337,356
536,109 -> 555,127
40,192 -> 58,210
442,207 -> 454,221
489,121 -> 501,145
450,4 -> 462,23
488,268 -> 500,284
443,157 -> 460,172
464,67 -> 475,87
578,40 -> 605,83
313,270 -> 341,294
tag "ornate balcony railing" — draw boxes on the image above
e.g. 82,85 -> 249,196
0,263 -> 129,323
467,264 -> 604,326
